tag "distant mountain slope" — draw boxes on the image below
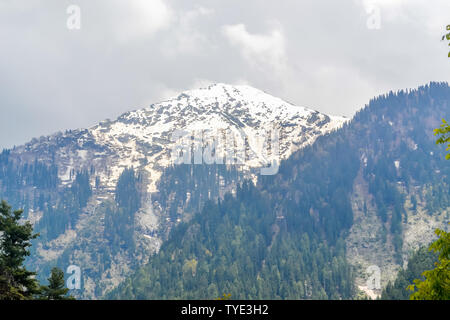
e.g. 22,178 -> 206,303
381,246 -> 437,300
0,83 -> 346,298
261,82 -> 450,297
109,183 -> 355,299
110,82 -> 450,300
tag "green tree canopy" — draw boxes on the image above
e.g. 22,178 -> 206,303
0,200 -> 41,299
40,267 -> 74,300
442,25 -> 450,57
434,119 -> 450,160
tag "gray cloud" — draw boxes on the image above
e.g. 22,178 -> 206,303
1,0 -> 449,148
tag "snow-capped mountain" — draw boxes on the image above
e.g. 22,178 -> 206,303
17,83 -> 347,193
3,82 -> 448,300
7,83 -> 348,298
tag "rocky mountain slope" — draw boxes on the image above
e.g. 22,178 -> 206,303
260,82 -> 450,298
0,83 -> 347,298
3,82 -> 448,300
111,83 -> 450,300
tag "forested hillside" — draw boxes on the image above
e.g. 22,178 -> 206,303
110,182 -> 354,299
381,247 -> 438,299
261,83 -> 449,292
111,82 -> 450,299
1,83 -> 346,298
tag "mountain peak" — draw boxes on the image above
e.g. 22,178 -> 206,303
15,83 -> 348,194
174,82 -> 295,107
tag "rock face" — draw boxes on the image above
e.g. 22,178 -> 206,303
346,167 -> 449,298
4,83 -> 347,298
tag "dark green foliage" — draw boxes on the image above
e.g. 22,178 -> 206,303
40,267 -> 74,300
0,201 -> 41,299
0,154 -> 59,191
434,119 -> 450,160
261,135 -> 358,244
0,151 -> 92,242
110,83 -> 450,300
27,168 -> 143,297
109,183 -> 355,299
155,164 -> 242,222
0,153 -> 58,219
37,170 -> 92,241
263,82 -> 450,261
381,247 -> 438,299
71,170 -> 92,214
104,202 -> 136,253
105,168 -> 141,252
115,167 -> 141,215
1,83 -> 449,299
408,227 -> 450,299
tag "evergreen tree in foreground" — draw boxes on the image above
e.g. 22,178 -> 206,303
40,267 -> 74,300
0,200 -> 41,299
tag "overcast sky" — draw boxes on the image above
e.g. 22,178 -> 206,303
1,0 -> 449,148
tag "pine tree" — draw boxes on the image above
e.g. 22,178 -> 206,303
40,267 -> 74,300
0,200 -> 41,299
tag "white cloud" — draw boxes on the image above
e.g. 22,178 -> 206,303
156,78 -> 217,102
360,0 -> 449,27
1,0 -> 450,147
162,6 -> 215,56
222,23 -> 287,73
114,0 -> 174,42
